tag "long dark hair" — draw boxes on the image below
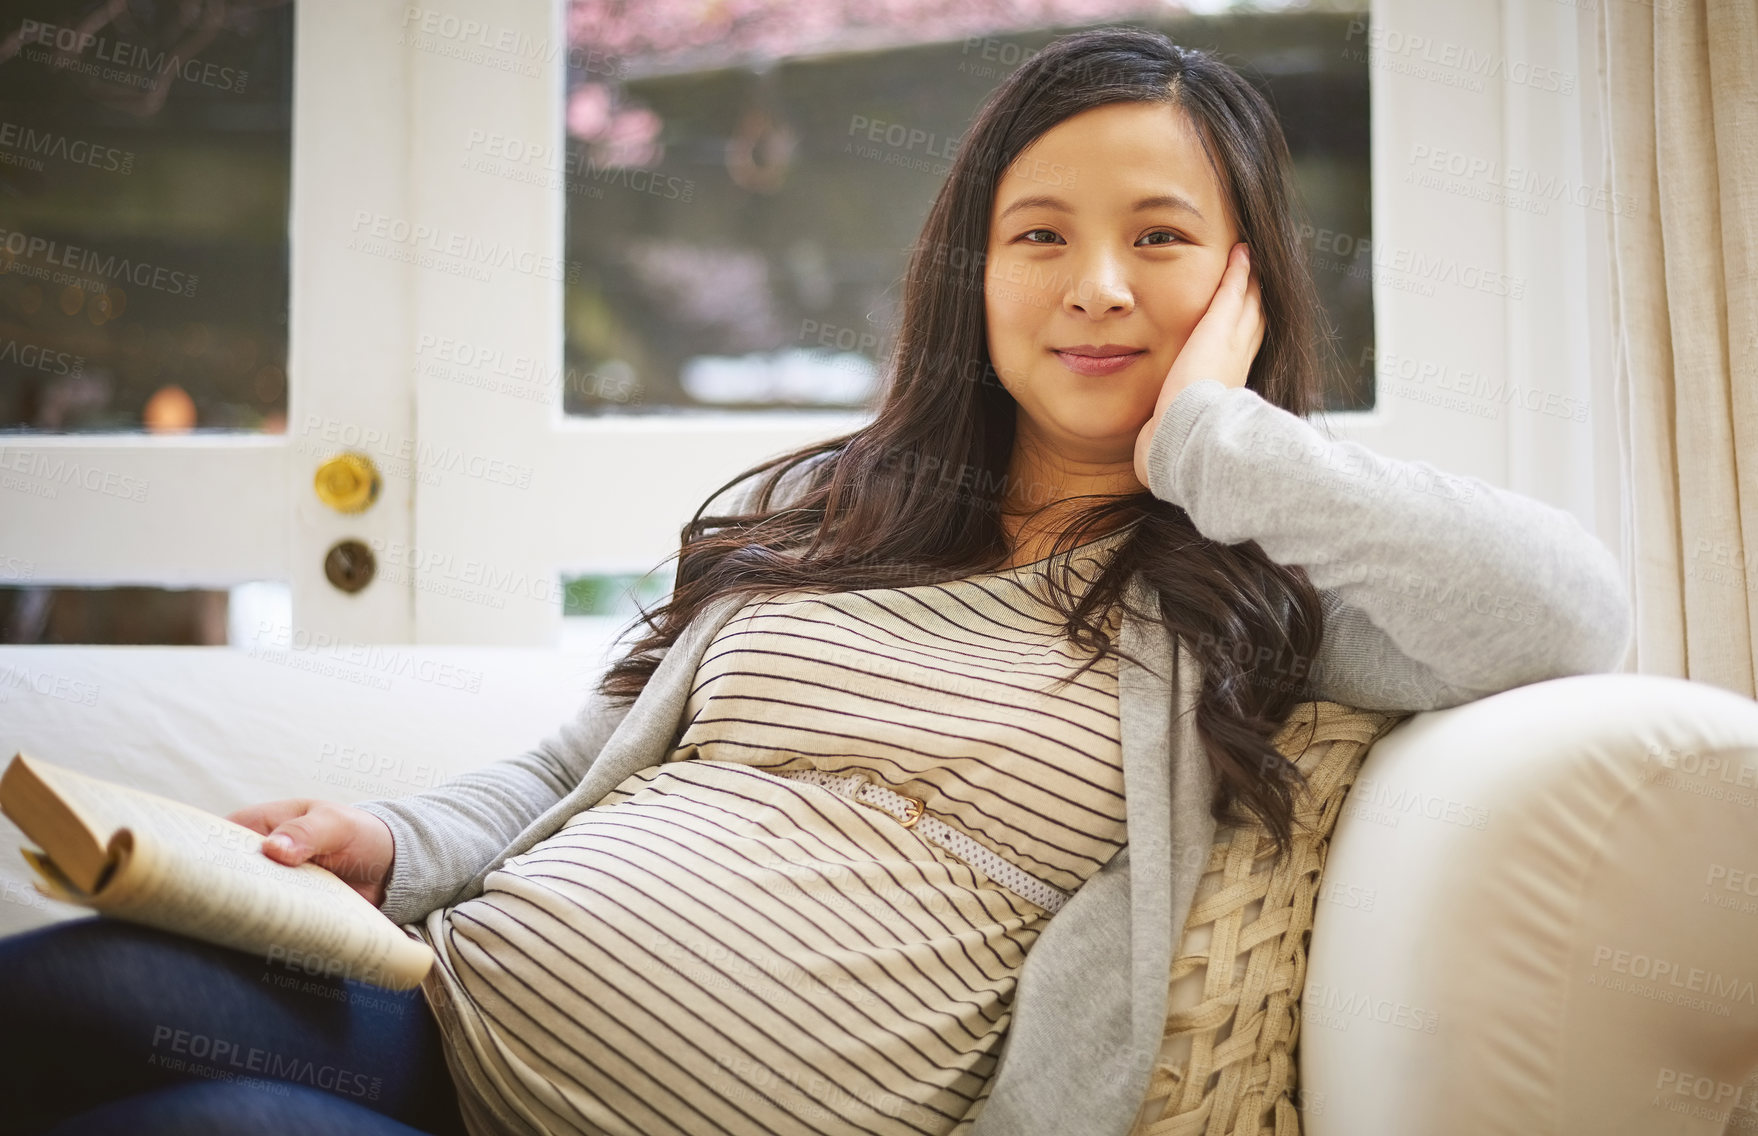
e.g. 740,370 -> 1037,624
598,26 -> 1330,855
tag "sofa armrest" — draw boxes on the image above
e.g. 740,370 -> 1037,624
1300,673 -> 1758,1135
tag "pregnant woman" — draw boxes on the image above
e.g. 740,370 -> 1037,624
0,25 -> 1631,1136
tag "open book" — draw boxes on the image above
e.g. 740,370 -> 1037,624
0,753 -> 434,991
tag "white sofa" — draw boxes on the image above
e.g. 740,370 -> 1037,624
3,644 -> 1756,1134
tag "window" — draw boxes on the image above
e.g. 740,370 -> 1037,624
0,2 -> 293,434
559,5 -> 1373,418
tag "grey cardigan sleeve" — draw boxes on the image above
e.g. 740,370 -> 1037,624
1141,379 -> 1633,711
353,689 -> 635,924
352,457 -> 825,925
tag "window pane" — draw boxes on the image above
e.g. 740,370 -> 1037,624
0,583 -> 229,644
0,580 -> 291,645
559,569 -> 672,664
561,1 -> 1372,417
561,570 -> 671,619
0,2 -> 293,433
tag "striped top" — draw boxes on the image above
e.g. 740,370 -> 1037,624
413,521 -> 1139,1136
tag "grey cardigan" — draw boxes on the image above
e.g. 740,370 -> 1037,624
355,378 -> 1632,1136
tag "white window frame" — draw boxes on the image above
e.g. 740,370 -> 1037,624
413,0 -> 1621,646
1333,0 -> 1617,555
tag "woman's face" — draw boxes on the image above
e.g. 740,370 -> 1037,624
984,101 -> 1241,471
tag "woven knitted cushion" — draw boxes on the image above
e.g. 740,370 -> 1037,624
1129,700 -> 1410,1136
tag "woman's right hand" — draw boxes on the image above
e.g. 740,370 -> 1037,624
225,798 -> 397,909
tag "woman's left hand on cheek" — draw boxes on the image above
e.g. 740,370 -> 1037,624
1133,242 -> 1265,485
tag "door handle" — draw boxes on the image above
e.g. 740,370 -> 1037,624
313,452 -> 381,513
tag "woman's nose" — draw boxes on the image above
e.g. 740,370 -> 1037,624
1063,254 -> 1134,316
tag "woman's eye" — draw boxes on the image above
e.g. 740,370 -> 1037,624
1014,229 -> 1183,246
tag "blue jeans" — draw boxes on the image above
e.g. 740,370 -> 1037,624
0,916 -> 470,1136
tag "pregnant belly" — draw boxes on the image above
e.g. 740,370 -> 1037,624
436,760 -> 1044,1136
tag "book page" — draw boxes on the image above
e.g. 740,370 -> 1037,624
20,761 -> 432,990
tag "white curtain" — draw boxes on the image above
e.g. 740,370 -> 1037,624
1598,0 -> 1758,696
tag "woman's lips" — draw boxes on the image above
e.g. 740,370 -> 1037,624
1053,349 -> 1146,376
